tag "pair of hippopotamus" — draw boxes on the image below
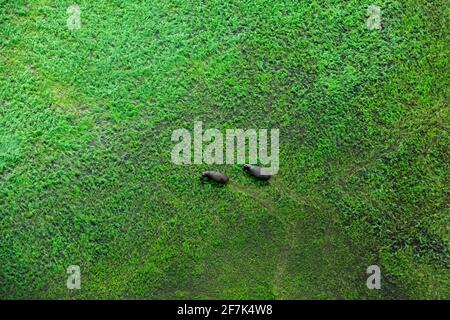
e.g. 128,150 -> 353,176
201,165 -> 272,184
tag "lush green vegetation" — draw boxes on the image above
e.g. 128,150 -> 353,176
0,0 -> 448,299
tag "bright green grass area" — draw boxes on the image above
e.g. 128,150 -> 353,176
0,0 -> 448,299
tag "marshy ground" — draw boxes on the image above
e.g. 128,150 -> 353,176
0,0 -> 448,299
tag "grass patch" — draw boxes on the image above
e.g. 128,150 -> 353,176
0,0 -> 448,299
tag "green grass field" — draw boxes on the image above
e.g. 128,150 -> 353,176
0,0 -> 449,299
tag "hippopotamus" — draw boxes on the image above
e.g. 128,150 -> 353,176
243,164 -> 272,181
201,171 -> 230,184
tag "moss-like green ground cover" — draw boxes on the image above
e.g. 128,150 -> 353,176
0,0 -> 448,299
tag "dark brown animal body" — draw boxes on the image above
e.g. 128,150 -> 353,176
243,164 -> 272,181
201,171 -> 229,184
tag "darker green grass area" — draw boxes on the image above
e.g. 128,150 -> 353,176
0,0 -> 448,299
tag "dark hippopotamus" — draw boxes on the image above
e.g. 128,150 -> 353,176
201,171 -> 230,184
243,164 -> 272,181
